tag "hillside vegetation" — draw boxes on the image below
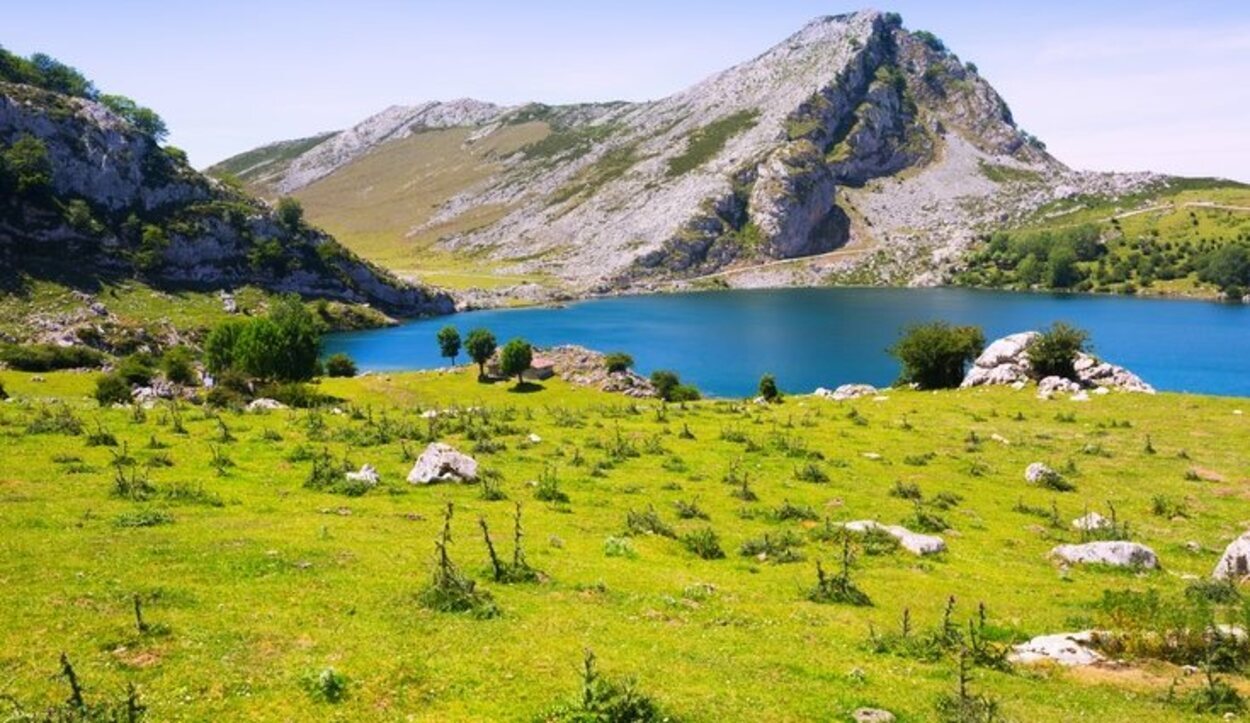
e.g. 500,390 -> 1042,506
0,367 -> 1248,720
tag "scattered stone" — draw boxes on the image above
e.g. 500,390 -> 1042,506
1072,512 -> 1110,532
407,443 -> 478,484
852,709 -> 896,723
1186,541 -> 1203,554
345,464 -> 380,486
1037,376 -> 1081,398
814,384 -> 878,401
220,290 -> 238,314
1010,631 -> 1104,666
990,433 -> 1010,445
1213,532 -> 1250,579
527,433 -> 542,443
844,520 -> 946,556
1050,541 -> 1159,569
247,398 -> 286,411
1024,462 -> 1062,486
1070,390 -> 1090,402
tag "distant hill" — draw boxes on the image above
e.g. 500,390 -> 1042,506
211,10 -> 1249,300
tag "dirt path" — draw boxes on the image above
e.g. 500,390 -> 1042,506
1107,200 -> 1250,221
684,244 -> 875,283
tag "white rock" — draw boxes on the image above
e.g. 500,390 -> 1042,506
1072,512 -> 1110,532
1024,462 -> 1062,486
528,433 -> 542,443
852,709 -> 896,723
247,398 -> 286,411
843,520 -> 946,556
814,384 -> 877,401
1070,391 -> 1090,402
1037,376 -> 1081,397
345,464 -> 380,486
990,433 -> 1010,445
1010,631 -> 1104,666
407,443 -> 478,484
1213,531 -> 1250,579
1050,541 -> 1159,569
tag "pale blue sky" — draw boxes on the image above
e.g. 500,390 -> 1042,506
6,1 -> 1249,180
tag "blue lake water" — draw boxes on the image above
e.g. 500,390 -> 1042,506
324,287 -> 1250,398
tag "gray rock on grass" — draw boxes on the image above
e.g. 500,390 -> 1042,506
407,443 -> 479,484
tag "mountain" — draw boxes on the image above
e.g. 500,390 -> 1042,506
0,76 -> 452,320
211,10 -> 1174,298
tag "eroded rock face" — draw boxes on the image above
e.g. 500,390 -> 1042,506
1010,631 -> 1104,666
538,345 -> 656,398
407,443 -> 478,484
1213,532 -> 1250,579
1051,541 -> 1159,569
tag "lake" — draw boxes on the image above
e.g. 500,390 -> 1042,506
324,287 -> 1250,398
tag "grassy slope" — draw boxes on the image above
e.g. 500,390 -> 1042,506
291,124 -> 554,291
206,133 -> 337,190
1,370 -> 1248,720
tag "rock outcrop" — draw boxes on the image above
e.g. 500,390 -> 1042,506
814,384 -> 878,401
962,332 -> 1154,394
538,345 -> 656,398
1051,541 -> 1159,569
1010,631 -> 1104,666
0,81 -> 452,319
407,443 -> 478,484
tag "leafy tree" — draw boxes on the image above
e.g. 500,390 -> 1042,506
1197,244 -> 1250,298
758,373 -> 781,402
233,319 -> 285,380
498,338 -> 534,386
437,326 -> 462,365
603,352 -> 633,373
29,53 -> 96,97
99,94 -> 167,141
890,322 -> 985,389
204,320 -> 248,374
325,353 -> 357,378
465,328 -> 497,380
2,135 -> 52,195
64,199 -> 102,235
1046,244 -> 1081,288
1027,322 -> 1089,380
276,196 -> 304,228
264,295 -> 323,381
134,225 -> 170,271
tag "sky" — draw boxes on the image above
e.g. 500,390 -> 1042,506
5,1 -> 1249,181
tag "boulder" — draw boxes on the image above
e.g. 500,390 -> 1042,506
1010,631 -> 1104,666
843,520 -> 946,556
407,443 -> 478,484
345,464 -> 380,486
1051,541 -> 1159,569
1024,462 -> 1062,486
1213,532 -> 1250,579
962,332 -> 1154,393
814,384 -> 878,401
1037,376 -> 1081,397
247,398 -> 286,411
852,709 -> 896,723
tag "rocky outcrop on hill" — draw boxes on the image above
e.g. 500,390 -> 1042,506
962,331 -> 1155,393
218,11 -> 1161,294
538,345 -> 656,398
0,81 -> 452,319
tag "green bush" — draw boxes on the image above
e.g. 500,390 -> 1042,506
256,382 -> 328,409
889,322 -> 985,389
650,370 -> 700,402
115,353 -> 156,386
0,343 -> 104,371
1027,322 -> 1089,380
203,295 -> 323,381
94,373 -> 131,406
161,346 -> 196,385
276,196 -> 304,228
0,379 -> 7,400
1197,244 -> 1250,298
324,353 -> 357,378
758,373 -> 781,402
604,352 -> 634,374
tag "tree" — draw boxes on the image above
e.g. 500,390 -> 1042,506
265,294 -> 323,381
603,352 -> 633,373
1197,244 -> 1250,299
437,326 -> 462,365
204,320 -> 248,374
202,295 -> 323,382
276,196 -> 304,229
1046,244 -> 1081,288
233,319 -> 285,380
1027,322 -> 1089,380
465,328 -> 497,380
758,373 -> 781,402
161,346 -> 196,385
325,353 -> 357,378
650,370 -> 700,402
889,322 -> 985,390
94,373 -> 131,406
2,135 -> 52,195
99,94 -> 167,142
498,338 -> 534,386
29,53 -> 96,98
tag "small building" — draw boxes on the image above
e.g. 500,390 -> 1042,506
523,356 -> 555,381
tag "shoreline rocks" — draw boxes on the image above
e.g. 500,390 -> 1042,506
961,331 -> 1155,394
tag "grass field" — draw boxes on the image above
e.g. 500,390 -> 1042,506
1,370 -> 1248,720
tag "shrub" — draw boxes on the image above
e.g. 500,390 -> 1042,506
115,353 -> 156,386
889,323 -> 985,389
0,343 -> 104,371
257,382 -> 327,409
324,353 -> 357,378
1197,244 -> 1250,298
1027,322 -> 1089,380
94,373 -> 132,406
681,527 -> 725,560
0,379 -> 6,400
418,503 -> 498,618
807,540 -> 872,606
624,506 -> 676,538
161,346 -> 196,385
204,319 -> 247,374
757,373 -> 781,402
537,649 -> 675,722
276,196 -> 304,228
603,536 -> 637,558
604,351 -> 634,373
301,667 -> 348,704
203,295 -> 323,381
650,370 -> 700,402
114,509 -> 174,528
